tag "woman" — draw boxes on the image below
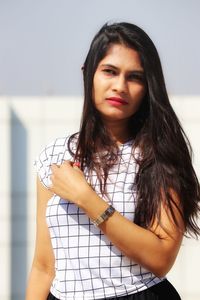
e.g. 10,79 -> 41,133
26,22 -> 200,300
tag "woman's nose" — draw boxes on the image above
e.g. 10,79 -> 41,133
112,75 -> 127,94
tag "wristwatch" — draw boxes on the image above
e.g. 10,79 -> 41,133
92,205 -> 116,227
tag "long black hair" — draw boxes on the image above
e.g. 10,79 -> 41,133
69,22 -> 200,237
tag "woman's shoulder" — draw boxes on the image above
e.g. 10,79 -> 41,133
43,133 -> 78,157
45,136 -> 71,156
39,136 -> 72,160
34,133 -> 78,188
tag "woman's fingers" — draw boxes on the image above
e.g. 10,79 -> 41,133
51,160 -> 81,170
49,160 -> 86,201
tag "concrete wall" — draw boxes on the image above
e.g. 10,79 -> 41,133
0,96 -> 200,300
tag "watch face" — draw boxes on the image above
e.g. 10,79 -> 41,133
92,205 -> 115,227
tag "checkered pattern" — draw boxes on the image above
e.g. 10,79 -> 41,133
35,136 -> 164,300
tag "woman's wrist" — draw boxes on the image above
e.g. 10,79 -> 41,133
74,184 -> 95,207
76,187 -> 110,221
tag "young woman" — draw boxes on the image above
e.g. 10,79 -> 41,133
26,22 -> 200,300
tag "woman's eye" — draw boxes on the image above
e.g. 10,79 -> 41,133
128,74 -> 144,83
102,69 -> 116,75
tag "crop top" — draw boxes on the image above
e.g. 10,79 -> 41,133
35,135 -> 164,300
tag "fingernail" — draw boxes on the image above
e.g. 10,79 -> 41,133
73,162 -> 81,168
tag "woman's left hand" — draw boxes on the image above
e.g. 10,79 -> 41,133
49,160 -> 92,205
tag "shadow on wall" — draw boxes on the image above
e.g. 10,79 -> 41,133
10,109 -> 27,300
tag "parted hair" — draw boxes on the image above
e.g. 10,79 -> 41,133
68,22 -> 200,237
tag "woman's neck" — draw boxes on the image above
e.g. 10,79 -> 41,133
103,118 -> 132,145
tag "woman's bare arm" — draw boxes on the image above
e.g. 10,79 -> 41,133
25,178 -> 55,300
50,161 -> 184,278
98,190 -> 184,277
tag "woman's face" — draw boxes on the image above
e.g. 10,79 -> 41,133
93,43 -> 146,123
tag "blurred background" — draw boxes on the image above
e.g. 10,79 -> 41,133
0,0 -> 200,299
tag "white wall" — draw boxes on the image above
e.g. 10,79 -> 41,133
0,96 -> 200,300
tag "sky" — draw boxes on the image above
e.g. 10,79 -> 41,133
0,0 -> 199,96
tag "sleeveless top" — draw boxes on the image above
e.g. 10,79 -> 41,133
35,135 -> 164,300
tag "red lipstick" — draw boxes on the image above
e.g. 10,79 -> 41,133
106,97 -> 128,106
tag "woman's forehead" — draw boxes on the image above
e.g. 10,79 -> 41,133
98,44 -> 143,71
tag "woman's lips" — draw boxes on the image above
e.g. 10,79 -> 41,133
106,97 -> 128,106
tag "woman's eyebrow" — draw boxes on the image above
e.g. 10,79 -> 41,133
100,64 -> 118,70
100,63 -> 144,73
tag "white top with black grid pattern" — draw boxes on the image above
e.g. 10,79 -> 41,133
35,136 -> 164,300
